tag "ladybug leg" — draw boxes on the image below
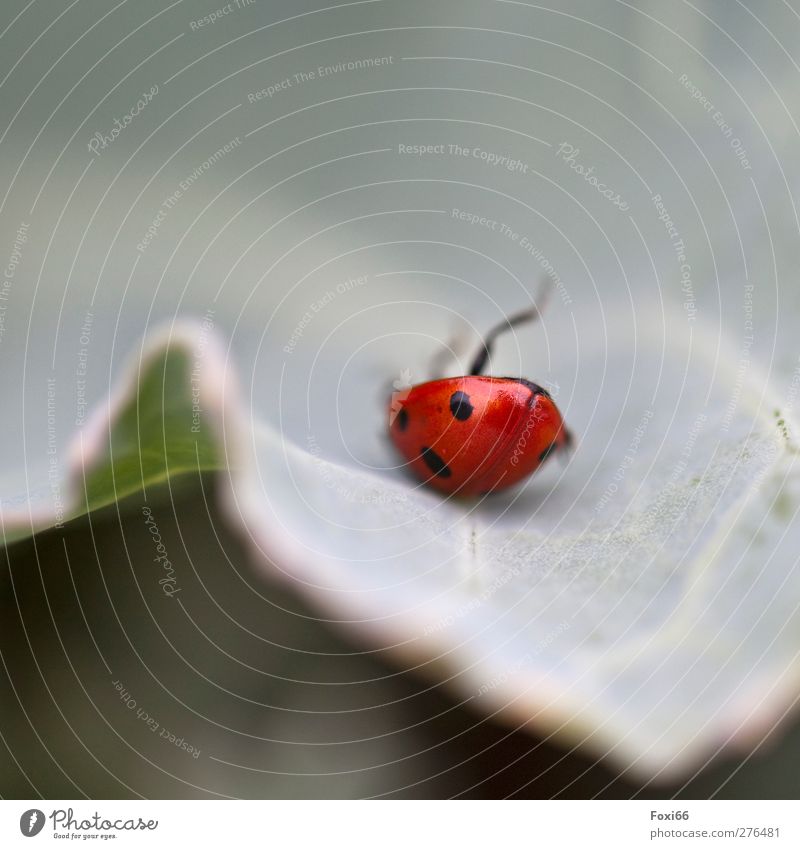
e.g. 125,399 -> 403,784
468,278 -> 552,375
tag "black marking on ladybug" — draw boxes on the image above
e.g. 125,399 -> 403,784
420,446 -> 452,478
501,377 -> 552,400
449,390 -> 474,421
538,442 -> 557,464
396,407 -> 409,431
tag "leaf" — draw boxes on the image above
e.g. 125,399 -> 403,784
4,308 -> 798,781
1,328 -> 223,546
236,302 -> 800,780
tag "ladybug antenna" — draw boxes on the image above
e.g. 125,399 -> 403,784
468,279 -> 552,376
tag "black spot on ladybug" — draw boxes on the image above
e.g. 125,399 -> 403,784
420,446 -> 452,478
396,408 -> 409,431
449,390 -> 473,421
538,442 -> 557,464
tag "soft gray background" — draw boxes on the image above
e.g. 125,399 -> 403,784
2,0 -> 796,496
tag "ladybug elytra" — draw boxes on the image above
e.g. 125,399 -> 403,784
388,298 -> 572,496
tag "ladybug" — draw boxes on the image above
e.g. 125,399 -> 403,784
388,301 -> 572,496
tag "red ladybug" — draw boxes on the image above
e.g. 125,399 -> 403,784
388,302 -> 572,496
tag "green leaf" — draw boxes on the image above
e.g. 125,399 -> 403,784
81,346 -> 220,511
2,338 -> 223,547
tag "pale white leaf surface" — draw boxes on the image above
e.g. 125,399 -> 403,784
5,294 -> 796,780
